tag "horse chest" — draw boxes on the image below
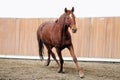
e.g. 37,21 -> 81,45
50,33 -> 71,48
62,35 -> 71,46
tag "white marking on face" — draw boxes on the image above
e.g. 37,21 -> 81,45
69,14 -> 72,19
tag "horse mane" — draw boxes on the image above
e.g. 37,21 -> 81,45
55,13 -> 65,24
56,13 -> 70,40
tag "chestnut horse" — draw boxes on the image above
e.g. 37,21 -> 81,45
37,7 -> 84,78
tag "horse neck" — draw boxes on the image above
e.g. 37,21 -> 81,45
56,14 -> 70,40
57,14 -> 69,33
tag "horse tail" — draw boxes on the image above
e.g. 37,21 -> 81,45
37,31 -> 44,60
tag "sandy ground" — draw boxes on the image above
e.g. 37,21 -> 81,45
0,59 -> 120,80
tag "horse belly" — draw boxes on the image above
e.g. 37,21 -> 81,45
41,31 -> 52,45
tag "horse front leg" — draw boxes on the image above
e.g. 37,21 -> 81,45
56,48 -> 64,73
68,44 -> 84,78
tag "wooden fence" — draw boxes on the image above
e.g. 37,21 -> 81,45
0,18 -> 120,59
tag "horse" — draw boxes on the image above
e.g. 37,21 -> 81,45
37,7 -> 84,78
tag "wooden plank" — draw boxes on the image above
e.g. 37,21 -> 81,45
105,18 -> 114,58
14,18 -> 20,55
0,18 -> 16,55
89,18 -> 106,58
19,19 -> 39,56
76,18 -> 90,57
111,17 -> 120,58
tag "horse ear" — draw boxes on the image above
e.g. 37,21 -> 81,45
71,7 -> 74,12
64,8 -> 67,13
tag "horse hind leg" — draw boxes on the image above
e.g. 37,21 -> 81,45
50,50 -> 59,67
46,50 -> 51,66
45,46 -> 59,66
45,45 -> 51,66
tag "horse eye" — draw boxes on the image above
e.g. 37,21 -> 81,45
67,17 -> 70,19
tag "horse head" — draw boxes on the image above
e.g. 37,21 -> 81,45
64,7 -> 77,33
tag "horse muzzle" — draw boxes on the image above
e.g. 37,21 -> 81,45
72,28 -> 77,33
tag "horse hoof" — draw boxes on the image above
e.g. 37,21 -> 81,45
58,71 -> 64,73
45,61 -> 50,66
45,64 -> 49,66
45,63 -> 50,66
79,73 -> 84,78
79,70 -> 84,78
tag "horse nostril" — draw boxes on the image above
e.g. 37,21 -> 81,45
72,29 -> 77,33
